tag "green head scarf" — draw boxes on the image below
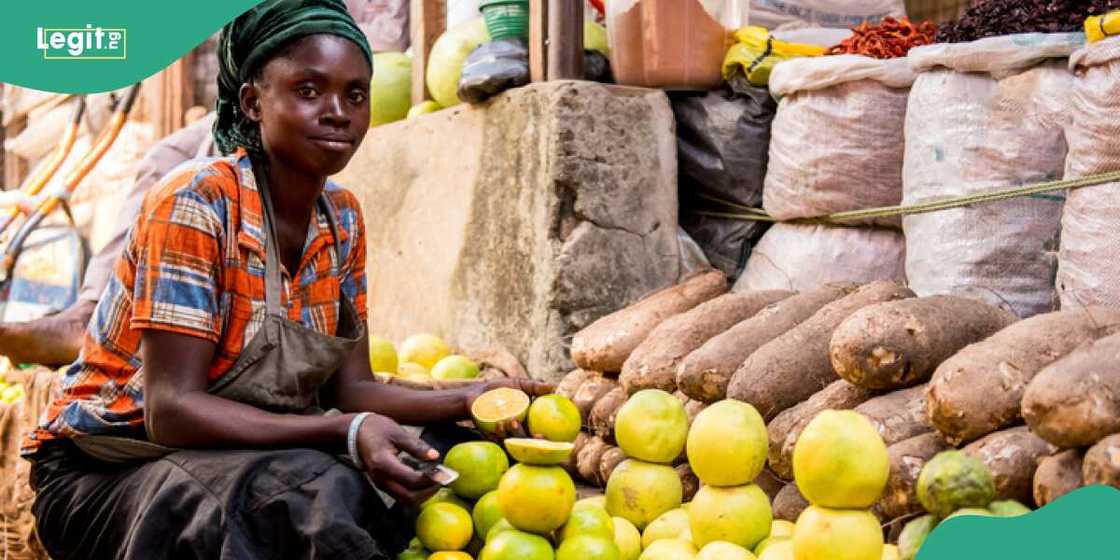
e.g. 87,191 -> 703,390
214,0 -> 372,157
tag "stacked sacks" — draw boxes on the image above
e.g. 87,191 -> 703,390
738,54 -> 914,292
1058,36 -> 1120,309
904,33 -> 1083,318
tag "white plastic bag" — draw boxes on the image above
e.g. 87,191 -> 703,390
749,0 -> 905,31
903,34 -> 1080,318
677,227 -> 713,280
1057,36 -> 1120,309
763,55 -> 915,225
734,223 -> 906,292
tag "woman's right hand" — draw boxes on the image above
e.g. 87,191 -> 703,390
355,413 -> 441,505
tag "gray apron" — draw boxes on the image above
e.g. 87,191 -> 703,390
73,165 -> 365,463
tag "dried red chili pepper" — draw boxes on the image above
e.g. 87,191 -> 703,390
828,17 -> 937,59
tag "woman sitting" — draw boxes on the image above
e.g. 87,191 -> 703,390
23,1 -> 547,558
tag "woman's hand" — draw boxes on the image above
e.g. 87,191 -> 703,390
463,378 -> 556,440
355,413 -> 441,505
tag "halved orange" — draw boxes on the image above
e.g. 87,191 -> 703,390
471,387 -> 530,434
505,438 -> 575,466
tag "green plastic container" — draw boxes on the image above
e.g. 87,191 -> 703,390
479,0 -> 530,40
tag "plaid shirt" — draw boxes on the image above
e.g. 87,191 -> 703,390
24,149 -> 368,453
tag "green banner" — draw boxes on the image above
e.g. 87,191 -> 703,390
919,485 -> 1120,558
2,1 -> 263,93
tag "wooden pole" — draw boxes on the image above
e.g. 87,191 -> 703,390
546,0 -> 583,80
529,0 -> 548,82
411,0 -> 446,104
164,55 -> 194,136
144,55 -> 194,139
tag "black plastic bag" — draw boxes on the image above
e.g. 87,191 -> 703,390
458,39 -> 615,103
671,74 -> 777,279
584,50 -> 613,84
458,38 -> 531,105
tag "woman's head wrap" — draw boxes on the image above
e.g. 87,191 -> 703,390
214,0 -> 372,157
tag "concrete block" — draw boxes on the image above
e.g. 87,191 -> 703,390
335,81 -> 682,379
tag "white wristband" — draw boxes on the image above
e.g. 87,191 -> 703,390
347,412 -> 373,469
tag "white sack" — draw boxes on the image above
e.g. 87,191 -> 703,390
764,56 -> 915,225
903,34 -> 1080,318
1057,36 -> 1120,309
734,223 -> 906,292
749,0 -> 905,30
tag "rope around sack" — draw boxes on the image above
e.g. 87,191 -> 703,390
692,170 -> 1120,226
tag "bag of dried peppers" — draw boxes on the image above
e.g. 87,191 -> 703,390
827,17 -> 937,58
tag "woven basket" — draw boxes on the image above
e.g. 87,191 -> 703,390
0,366 -> 60,560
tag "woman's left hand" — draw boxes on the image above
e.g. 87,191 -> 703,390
463,378 -> 555,441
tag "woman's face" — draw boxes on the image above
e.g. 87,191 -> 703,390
247,34 -> 372,177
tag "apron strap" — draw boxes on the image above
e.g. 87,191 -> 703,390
253,164 -> 287,319
253,164 -> 347,319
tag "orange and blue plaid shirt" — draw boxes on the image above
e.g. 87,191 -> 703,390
23,149 -> 368,453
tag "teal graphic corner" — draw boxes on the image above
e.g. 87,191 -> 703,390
918,485 -> 1120,559
2,1 -> 264,93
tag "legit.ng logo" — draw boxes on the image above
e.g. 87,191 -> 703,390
36,24 -> 126,60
